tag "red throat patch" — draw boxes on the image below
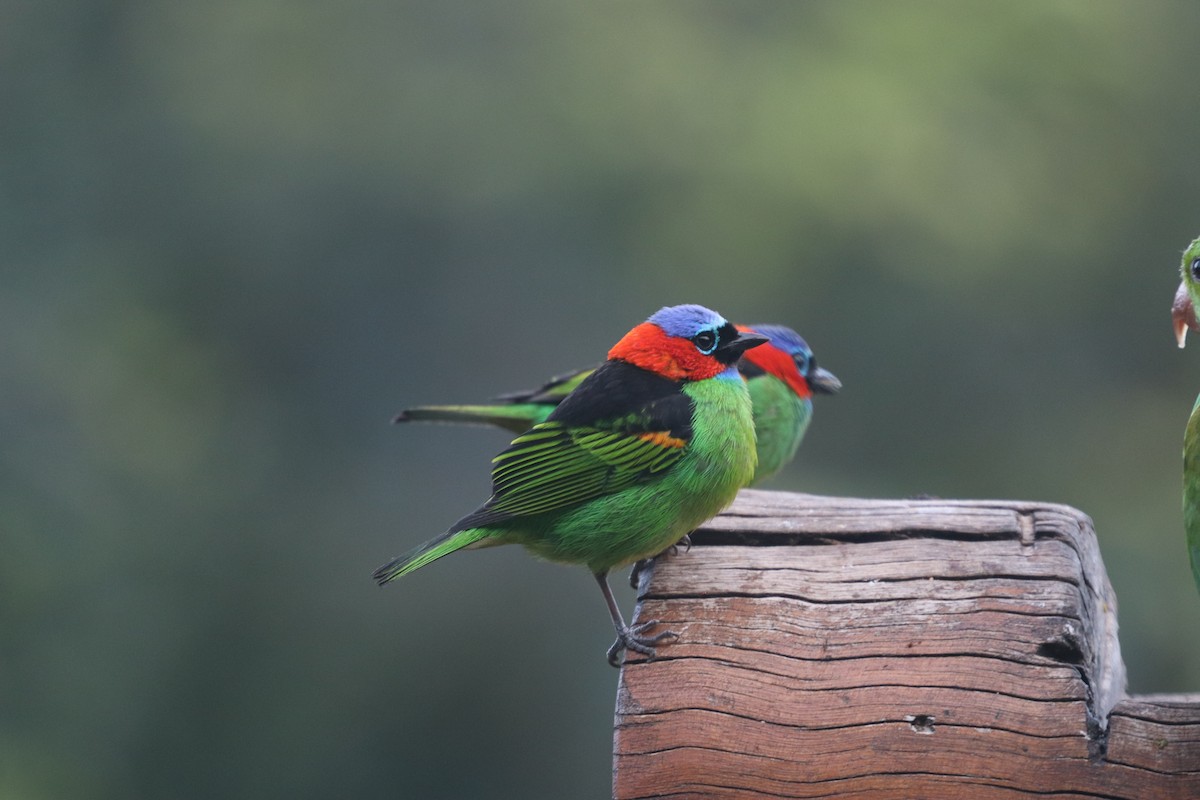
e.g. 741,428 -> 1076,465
608,322 -> 727,381
740,339 -> 810,398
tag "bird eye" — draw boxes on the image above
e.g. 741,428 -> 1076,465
692,329 -> 718,354
795,353 -> 810,375
1192,257 -> 1200,281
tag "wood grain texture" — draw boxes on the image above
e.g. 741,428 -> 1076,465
613,490 -> 1200,799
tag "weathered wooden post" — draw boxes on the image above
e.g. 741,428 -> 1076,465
613,490 -> 1200,799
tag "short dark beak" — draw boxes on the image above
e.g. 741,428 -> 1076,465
808,365 -> 842,394
718,330 -> 769,362
1174,281 -> 1199,349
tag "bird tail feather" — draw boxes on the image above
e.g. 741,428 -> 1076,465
394,405 -> 538,434
372,528 -> 492,585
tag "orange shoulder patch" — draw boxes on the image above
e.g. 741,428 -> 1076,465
637,431 -> 688,449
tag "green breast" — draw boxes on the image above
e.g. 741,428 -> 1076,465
1183,395 -> 1200,595
747,374 -> 812,484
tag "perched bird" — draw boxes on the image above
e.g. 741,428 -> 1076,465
735,324 -> 841,483
395,323 -> 840,485
375,305 -> 767,665
1172,234 -> 1200,595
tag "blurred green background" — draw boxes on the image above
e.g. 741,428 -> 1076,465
5,1 -> 1200,797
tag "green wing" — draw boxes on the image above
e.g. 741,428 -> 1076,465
451,419 -> 688,530
493,366 -> 595,405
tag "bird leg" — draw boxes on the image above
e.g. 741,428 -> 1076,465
627,533 -> 693,589
595,571 -> 676,667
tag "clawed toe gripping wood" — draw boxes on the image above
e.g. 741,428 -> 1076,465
613,490 -> 1200,799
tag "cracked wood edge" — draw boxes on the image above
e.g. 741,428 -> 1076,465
613,491 -> 1200,799
683,490 -> 1127,722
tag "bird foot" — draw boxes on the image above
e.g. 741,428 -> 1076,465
606,620 -> 677,667
628,558 -> 652,590
627,534 -> 694,589
671,533 -> 693,555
